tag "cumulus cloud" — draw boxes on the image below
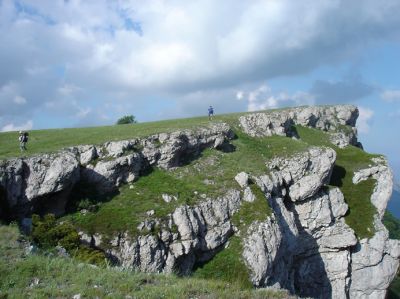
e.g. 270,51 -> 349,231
1,120 -> 33,132
381,90 -> 400,102
237,84 -> 315,111
357,107 -> 374,134
1,0 -> 400,128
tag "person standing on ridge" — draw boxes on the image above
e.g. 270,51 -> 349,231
208,105 -> 214,120
18,131 -> 28,152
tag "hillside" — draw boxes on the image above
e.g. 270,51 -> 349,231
0,105 -> 399,298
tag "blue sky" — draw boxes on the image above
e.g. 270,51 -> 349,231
1,0 -> 400,190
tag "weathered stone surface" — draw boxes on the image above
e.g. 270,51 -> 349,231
82,153 -> 143,192
235,172 -> 249,188
330,130 -> 359,148
243,217 -> 282,286
239,105 -> 360,147
77,145 -> 98,165
265,147 -> 336,201
0,152 -> 80,214
103,190 -> 242,274
243,187 -> 256,202
239,112 -> 293,137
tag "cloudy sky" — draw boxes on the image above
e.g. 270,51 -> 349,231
1,0 -> 400,182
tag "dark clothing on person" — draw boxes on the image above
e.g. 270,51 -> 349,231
19,132 -> 28,152
208,106 -> 214,120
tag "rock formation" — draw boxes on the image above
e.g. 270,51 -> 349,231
0,104 -> 398,299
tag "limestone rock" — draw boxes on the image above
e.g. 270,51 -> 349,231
243,217 -> 282,286
239,105 -> 359,147
235,172 -> 249,188
82,153 -> 143,192
243,187 -> 256,202
0,152 -> 80,215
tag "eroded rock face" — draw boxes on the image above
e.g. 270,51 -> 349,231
0,152 -> 80,215
100,190 -> 242,274
239,105 -> 361,148
349,159 -> 399,299
243,151 -> 398,299
0,123 -> 234,215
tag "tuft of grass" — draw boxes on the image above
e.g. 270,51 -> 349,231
192,236 -> 253,289
232,184 -> 272,229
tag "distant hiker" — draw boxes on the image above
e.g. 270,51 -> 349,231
208,106 -> 214,120
18,131 -> 28,152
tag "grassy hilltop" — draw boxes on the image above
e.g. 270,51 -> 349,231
0,107 -> 399,298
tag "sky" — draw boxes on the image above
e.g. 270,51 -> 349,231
1,0 -> 400,187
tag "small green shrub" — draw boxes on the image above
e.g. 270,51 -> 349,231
31,214 -> 79,251
116,115 -> 137,125
73,245 -> 107,267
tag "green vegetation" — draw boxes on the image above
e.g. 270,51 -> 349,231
0,107 -> 290,161
0,225 -> 291,299
31,214 -> 79,251
232,183 -> 273,229
193,236 -> 253,289
384,211 -> 400,240
116,114 -> 137,125
31,214 -> 107,266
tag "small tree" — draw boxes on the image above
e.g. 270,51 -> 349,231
116,115 -> 137,125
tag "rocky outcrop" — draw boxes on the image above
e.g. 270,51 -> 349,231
241,150 -> 399,299
349,158 -> 399,299
83,190 -> 241,274
239,104 -> 360,148
77,146 -> 399,298
0,152 -> 80,216
0,123 -> 234,216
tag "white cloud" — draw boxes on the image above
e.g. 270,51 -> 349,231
13,95 -> 26,105
1,120 -> 33,132
357,107 -> 374,134
381,90 -> 400,102
238,84 -> 315,112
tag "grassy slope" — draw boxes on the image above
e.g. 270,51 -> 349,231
0,225 -> 291,299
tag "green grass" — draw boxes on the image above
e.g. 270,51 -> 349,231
0,116 -> 210,160
0,106 -> 309,161
232,184 -> 273,229
192,236 -> 253,289
0,225 -> 292,299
